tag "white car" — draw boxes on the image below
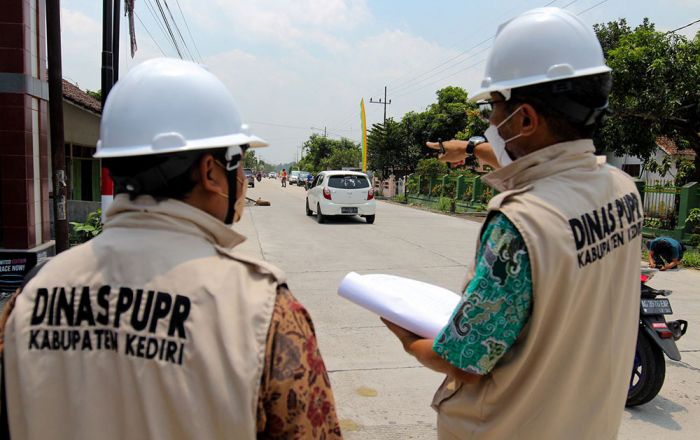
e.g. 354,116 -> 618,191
289,170 -> 300,184
305,171 -> 376,224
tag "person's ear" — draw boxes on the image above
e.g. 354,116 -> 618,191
197,154 -> 227,194
519,104 -> 539,137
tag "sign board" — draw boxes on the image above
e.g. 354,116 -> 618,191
0,247 -> 53,300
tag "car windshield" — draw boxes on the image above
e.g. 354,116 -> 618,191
244,169 -> 253,176
327,175 -> 370,189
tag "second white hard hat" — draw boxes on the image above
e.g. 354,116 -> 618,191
95,57 -> 267,158
471,7 -> 611,101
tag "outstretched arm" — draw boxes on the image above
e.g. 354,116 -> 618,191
425,139 -> 500,169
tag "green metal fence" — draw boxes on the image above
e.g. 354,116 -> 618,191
406,174 -> 699,243
406,174 -> 495,213
636,180 -> 699,242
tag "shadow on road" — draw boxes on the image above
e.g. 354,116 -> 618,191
625,396 -> 687,431
308,216 -> 370,225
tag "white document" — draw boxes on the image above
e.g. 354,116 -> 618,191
337,272 -> 461,339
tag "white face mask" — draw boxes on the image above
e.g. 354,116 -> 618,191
484,105 -> 524,167
216,175 -> 247,223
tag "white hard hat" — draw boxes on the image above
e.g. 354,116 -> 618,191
471,7 -> 611,101
95,58 -> 267,158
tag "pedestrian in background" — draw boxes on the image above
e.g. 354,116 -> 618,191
647,236 -> 685,270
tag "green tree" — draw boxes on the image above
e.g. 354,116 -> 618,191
243,149 -> 259,169
298,135 -> 361,172
86,89 -> 102,102
322,145 -> 362,170
404,86 -> 472,146
415,157 -> 449,178
367,118 -> 422,177
593,19 -> 700,180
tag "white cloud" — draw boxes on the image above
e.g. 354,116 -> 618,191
60,7 -> 168,91
199,0 -> 371,51
60,8 -> 101,89
58,3 -> 482,164
203,29 -> 470,163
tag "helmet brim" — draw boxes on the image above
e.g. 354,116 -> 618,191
470,65 -> 612,102
95,132 -> 268,158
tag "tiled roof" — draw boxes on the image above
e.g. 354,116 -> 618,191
656,136 -> 696,158
62,79 -> 102,114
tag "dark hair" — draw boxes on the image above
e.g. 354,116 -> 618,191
105,149 -> 225,200
507,72 -> 613,142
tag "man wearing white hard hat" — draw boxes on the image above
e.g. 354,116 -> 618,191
1,58 -> 341,439
384,8 -> 641,439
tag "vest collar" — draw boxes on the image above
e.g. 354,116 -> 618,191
482,139 -> 599,192
103,194 -> 246,249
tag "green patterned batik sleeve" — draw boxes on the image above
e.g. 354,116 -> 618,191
433,213 -> 532,375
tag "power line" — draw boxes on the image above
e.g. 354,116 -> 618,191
248,120 -> 355,132
143,0 -> 175,55
577,0 -> 609,15
327,0 -> 577,130
387,0 -> 580,97
134,12 -> 167,56
390,0 -> 606,101
152,0 -> 184,58
174,0 -> 203,62
666,18 -> 700,34
393,58 -> 488,99
163,0 -> 196,61
390,44 -> 491,97
327,0 -> 603,133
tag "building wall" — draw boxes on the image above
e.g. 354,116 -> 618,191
63,101 -> 99,146
62,101 -> 101,205
0,0 -> 50,250
605,150 -> 679,183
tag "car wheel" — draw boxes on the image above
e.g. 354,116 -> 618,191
316,203 -> 325,224
306,198 -> 313,216
365,214 -> 375,224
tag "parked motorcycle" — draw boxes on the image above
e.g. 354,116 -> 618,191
627,268 -> 688,407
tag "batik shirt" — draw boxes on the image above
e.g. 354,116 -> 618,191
256,287 -> 342,439
433,213 -> 533,375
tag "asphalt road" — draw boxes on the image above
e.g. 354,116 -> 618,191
236,177 -> 700,439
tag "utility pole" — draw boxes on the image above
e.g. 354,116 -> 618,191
102,0 -> 114,103
311,126 -> 327,137
101,0 -> 117,220
370,86 -> 392,177
46,0 -> 69,252
113,0 -> 121,82
370,86 -> 392,126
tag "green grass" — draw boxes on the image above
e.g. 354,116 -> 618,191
682,250 -> 700,269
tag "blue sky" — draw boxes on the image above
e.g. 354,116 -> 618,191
61,0 -> 700,163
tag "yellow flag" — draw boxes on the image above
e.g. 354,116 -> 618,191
361,98 -> 367,172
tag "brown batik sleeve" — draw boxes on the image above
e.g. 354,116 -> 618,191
256,287 -> 343,440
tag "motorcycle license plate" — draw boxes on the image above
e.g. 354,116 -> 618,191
641,298 -> 673,315
341,207 -> 358,214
